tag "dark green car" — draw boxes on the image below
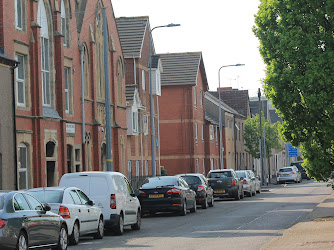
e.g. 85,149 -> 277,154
0,191 -> 68,250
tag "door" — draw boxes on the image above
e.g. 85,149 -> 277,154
69,189 -> 89,232
77,189 -> 99,230
123,177 -> 138,224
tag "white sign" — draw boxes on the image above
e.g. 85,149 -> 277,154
66,123 -> 75,134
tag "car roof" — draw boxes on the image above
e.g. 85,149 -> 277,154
62,171 -> 125,177
177,173 -> 203,177
27,187 -> 70,192
209,169 -> 233,172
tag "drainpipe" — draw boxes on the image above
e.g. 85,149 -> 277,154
157,95 -> 161,175
11,62 -> 19,190
79,42 -> 85,170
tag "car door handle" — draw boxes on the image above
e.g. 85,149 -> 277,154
78,209 -> 81,213
88,209 -> 90,212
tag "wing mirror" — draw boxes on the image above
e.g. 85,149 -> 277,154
239,177 -> 244,181
43,203 -> 51,211
88,200 -> 95,206
251,177 -> 256,181
134,189 -> 140,196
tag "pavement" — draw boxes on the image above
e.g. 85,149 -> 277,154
261,188 -> 334,249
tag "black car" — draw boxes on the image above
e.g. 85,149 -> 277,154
207,169 -> 244,200
0,191 -> 68,250
177,173 -> 214,209
137,176 -> 197,216
291,161 -> 310,180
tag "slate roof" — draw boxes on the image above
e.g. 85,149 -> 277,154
269,110 -> 283,124
159,52 -> 207,87
249,99 -> 268,119
209,90 -> 250,117
0,47 -> 17,66
115,16 -> 149,58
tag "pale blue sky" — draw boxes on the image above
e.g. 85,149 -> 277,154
112,0 -> 265,97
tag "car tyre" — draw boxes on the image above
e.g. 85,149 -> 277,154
190,200 -> 197,213
256,186 -> 261,194
240,191 -> 244,199
52,224 -> 68,250
93,217 -> 104,239
208,196 -> 214,207
179,200 -> 187,216
69,221 -> 79,245
16,231 -> 28,250
202,197 -> 208,209
114,214 -> 124,235
131,211 -> 141,230
247,191 -> 252,197
252,188 -> 256,196
235,190 -> 240,200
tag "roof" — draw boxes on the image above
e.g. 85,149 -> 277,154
159,52 -> 208,87
27,187 -> 67,191
0,47 -> 17,67
115,16 -> 149,58
269,110 -> 283,124
249,99 -> 268,119
210,89 -> 250,117
205,92 -> 242,117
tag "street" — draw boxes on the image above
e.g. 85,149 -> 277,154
70,180 -> 332,250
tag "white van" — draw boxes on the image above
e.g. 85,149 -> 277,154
59,171 -> 141,235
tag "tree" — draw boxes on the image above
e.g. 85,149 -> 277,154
253,0 -> 334,181
244,113 -> 282,159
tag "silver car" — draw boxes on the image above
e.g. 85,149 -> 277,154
245,170 -> 261,193
277,166 -> 302,184
236,171 -> 256,197
0,191 -> 68,250
28,187 -> 104,245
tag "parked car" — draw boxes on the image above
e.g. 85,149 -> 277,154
291,161 -> 310,180
137,176 -> 197,216
59,172 -> 141,235
236,170 -> 256,197
245,170 -> 261,193
27,187 -> 104,245
277,166 -> 302,184
177,173 -> 214,208
207,169 -> 244,200
0,190 -> 68,250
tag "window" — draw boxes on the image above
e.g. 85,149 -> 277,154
196,159 -> 199,173
18,144 -> 28,190
69,190 -> 82,204
127,161 -> 132,179
145,160 -> 148,176
228,120 -> 230,139
15,0 -> 23,30
215,126 -> 218,145
61,0 -> 67,45
77,190 -> 90,205
143,115 -> 148,135
117,58 -> 124,104
142,70 -> 146,91
194,87 -> 197,107
216,159 -> 219,169
202,159 -> 205,174
13,194 -> 30,211
210,159 -> 213,170
201,124 -> 204,140
132,111 -> 138,133
24,194 -> 43,211
136,161 -> 139,177
64,67 -> 70,113
16,54 -> 25,106
195,123 -> 198,143
209,125 -> 214,140
200,90 -> 203,106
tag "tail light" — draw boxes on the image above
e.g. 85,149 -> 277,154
232,179 -> 237,186
167,188 -> 181,194
291,172 -> 295,175
277,173 -> 280,177
0,219 -> 7,229
197,185 -> 205,192
59,206 -> 71,219
139,190 -> 146,196
110,194 -> 116,209
243,179 -> 248,184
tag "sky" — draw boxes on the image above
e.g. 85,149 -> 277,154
111,0 -> 266,97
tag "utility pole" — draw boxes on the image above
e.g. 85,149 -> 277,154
103,8 -> 113,171
263,112 -> 268,185
258,88 -> 264,185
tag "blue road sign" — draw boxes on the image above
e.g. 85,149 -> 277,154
287,143 -> 298,157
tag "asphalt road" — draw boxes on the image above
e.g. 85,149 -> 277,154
70,180 -> 332,250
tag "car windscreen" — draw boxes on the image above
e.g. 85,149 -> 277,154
181,176 -> 201,185
236,171 -> 246,178
141,178 -> 177,189
0,194 -> 5,210
208,171 -> 232,178
28,190 -> 63,203
279,168 -> 293,172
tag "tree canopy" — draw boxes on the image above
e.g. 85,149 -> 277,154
253,0 -> 334,181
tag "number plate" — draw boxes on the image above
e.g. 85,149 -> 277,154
214,190 -> 225,194
283,174 -> 289,176
149,194 -> 164,198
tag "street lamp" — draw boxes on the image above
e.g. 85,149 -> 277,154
218,64 -> 245,169
149,23 -> 180,176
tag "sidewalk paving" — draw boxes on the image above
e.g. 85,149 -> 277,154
261,191 -> 334,249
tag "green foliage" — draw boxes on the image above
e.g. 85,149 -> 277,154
253,0 -> 334,181
244,113 -> 282,159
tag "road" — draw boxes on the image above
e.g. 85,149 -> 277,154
70,180 -> 332,250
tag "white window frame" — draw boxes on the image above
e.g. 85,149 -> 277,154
228,120 -> 230,139
145,160 -> 148,176
18,144 -> 28,190
132,111 -> 138,133
16,54 -> 25,107
202,159 -> 205,174
200,90 -> 203,106
61,0 -> 67,45
196,159 -> 199,173
127,161 -> 132,179
143,115 -> 148,135
194,86 -> 197,107
41,37 -> 50,106
209,125 -> 214,140
136,161 -> 139,177
195,123 -> 198,144
210,159 -> 213,170
15,0 -> 23,30
215,126 -> 218,145
201,124 -> 204,141
64,67 -> 70,113
142,70 -> 146,91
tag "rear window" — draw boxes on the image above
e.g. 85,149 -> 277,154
236,171 -> 246,178
181,176 -> 201,185
28,190 -> 63,203
0,194 -> 5,210
208,171 -> 232,178
141,177 -> 177,189
279,168 -> 293,172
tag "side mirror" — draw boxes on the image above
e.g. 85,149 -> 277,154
239,177 -> 244,181
251,177 -> 256,181
43,203 -> 51,211
135,189 -> 140,196
88,200 -> 95,206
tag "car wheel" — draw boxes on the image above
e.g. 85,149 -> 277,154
114,213 -> 124,235
16,231 -> 28,250
252,188 -> 256,196
208,196 -> 214,207
235,190 -> 240,200
256,186 -> 261,194
131,211 -> 141,230
202,197 -> 208,209
190,200 -> 197,213
69,221 -> 79,245
52,224 -> 68,250
179,200 -> 187,216
93,217 -> 104,239
240,191 -> 244,199
247,191 -> 252,197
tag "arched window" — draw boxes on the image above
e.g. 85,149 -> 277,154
18,144 -> 28,189
95,2 -> 105,99
117,58 -> 124,104
83,45 -> 90,98
38,0 -> 51,106
61,0 -> 67,46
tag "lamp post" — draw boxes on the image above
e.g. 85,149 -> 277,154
149,23 -> 180,176
218,64 -> 245,169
